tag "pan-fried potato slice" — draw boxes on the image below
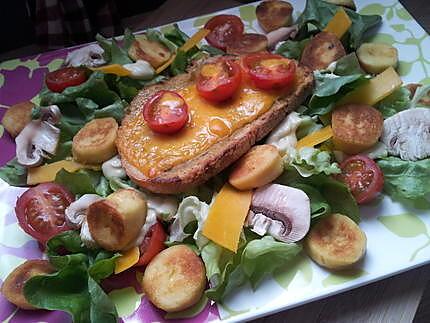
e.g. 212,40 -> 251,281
1,101 -> 34,137
229,144 -> 283,190
72,117 -> 118,164
305,213 -> 366,270
357,43 -> 398,74
87,189 -> 147,251
1,260 -> 54,309
332,104 -> 383,154
256,0 -> 293,33
324,0 -> 356,10
128,35 -> 172,68
226,33 -> 268,55
143,245 -> 206,312
300,32 -> 346,71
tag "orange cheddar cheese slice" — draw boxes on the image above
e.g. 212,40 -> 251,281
323,8 -> 352,39
296,126 -> 333,149
203,184 -> 252,252
115,246 -> 140,274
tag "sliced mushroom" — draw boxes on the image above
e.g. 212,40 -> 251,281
267,25 -> 298,49
381,108 -> 430,161
15,121 -> 60,167
247,184 -> 310,242
65,194 -> 103,228
65,44 -> 106,67
80,220 -> 99,249
102,155 -> 127,179
39,105 -> 62,125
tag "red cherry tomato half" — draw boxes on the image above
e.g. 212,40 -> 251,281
45,67 -> 87,93
143,90 -> 189,134
204,14 -> 245,50
196,58 -> 242,102
336,155 -> 384,204
135,221 -> 167,266
242,53 -> 296,90
15,183 -> 74,244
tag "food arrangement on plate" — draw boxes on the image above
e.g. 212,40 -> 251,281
1,0 -> 430,322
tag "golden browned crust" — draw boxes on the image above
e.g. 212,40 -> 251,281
118,62 -> 314,194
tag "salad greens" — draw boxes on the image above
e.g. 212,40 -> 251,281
275,38 -> 310,60
24,231 -> 119,323
376,86 -> 411,118
55,169 -> 112,197
377,157 -> 430,203
96,30 -> 134,65
278,169 -> 360,223
202,235 -> 301,301
288,147 -> 341,177
297,0 -> 382,50
0,158 -> 27,186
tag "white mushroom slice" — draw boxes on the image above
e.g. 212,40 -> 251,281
381,108 -> 430,161
65,194 -> 103,228
102,155 -> 126,179
15,121 -> 60,167
65,44 -> 106,67
248,184 -> 311,243
123,60 -> 155,80
267,25 -> 298,49
39,105 -> 62,125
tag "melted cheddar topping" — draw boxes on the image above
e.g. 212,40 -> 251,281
118,83 -> 279,177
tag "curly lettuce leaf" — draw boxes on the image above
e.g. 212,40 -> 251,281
377,86 -> 411,118
169,196 -> 209,249
289,147 -> 341,177
202,236 -> 301,301
377,157 -> 430,202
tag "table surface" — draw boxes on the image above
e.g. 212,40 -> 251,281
1,0 -> 429,322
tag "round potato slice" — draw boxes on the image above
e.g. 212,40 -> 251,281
300,32 -> 346,71
143,245 -> 206,312
256,0 -> 293,33
357,43 -> 398,74
332,104 -> 383,154
87,189 -> 147,251
72,117 -> 118,164
305,213 -> 366,270
229,144 -> 283,190
1,260 -> 55,309
1,101 -> 34,137
226,33 -> 268,55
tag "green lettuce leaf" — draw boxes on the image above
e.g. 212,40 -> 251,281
146,29 -> 178,53
200,45 -> 225,56
377,86 -> 411,118
308,70 -> 369,115
377,157 -> 430,202
334,53 -> 365,76
279,169 -> 360,223
55,169 -> 113,196
24,231 -> 119,323
275,38 -> 310,59
289,147 -> 341,177
169,196 -> 209,249
297,0 -> 381,50
163,23 -> 189,47
0,158 -> 27,186
96,33 -> 133,65
290,183 -> 331,221
202,235 -> 301,301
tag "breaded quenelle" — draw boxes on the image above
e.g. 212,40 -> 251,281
1,101 -> 34,137
142,245 -> 206,312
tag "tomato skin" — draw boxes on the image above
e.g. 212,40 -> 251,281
196,58 -> 242,102
15,183 -> 74,244
204,15 -> 244,50
45,67 -> 87,93
135,222 -> 167,266
242,53 -> 296,90
336,155 -> 384,204
143,90 -> 189,134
